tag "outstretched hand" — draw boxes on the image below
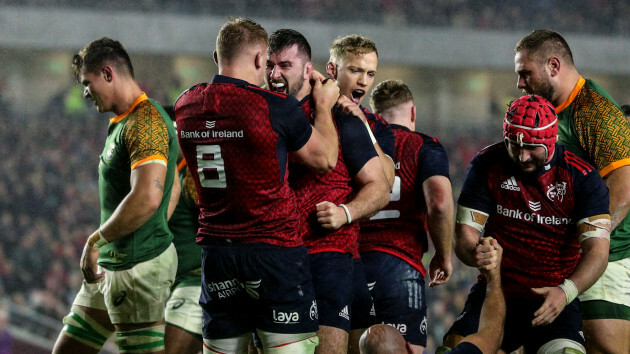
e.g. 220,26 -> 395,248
531,286 -> 566,326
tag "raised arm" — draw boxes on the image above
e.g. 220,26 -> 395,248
460,237 -> 505,353
292,72 -> 339,173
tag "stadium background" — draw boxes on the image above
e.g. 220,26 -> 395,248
0,1 -> 628,353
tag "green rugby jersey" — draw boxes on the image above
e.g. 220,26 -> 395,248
169,160 -> 201,288
98,93 -> 178,270
556,76 -> 630,261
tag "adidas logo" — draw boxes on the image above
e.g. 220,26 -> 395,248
500,176 -> 520,191
339,305 -> 350,320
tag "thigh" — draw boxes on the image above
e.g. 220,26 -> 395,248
165,285 -> 203,337
363,252 -> 427,346
580,258 -> 630,320
308,252 -> 353,331
100,243 -> 177,324
350,258 -> 374,331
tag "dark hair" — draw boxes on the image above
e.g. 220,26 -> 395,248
72,37 -> 134,83
514,29 -> 574,67
216,17 -> 268,64
621,104 -> 630,117
370,80 -> 413,114
269,29 -> 311,60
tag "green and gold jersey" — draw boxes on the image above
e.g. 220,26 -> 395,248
98,93 -> 178,270
169,159 -> 201,288
556,77 -> 630,261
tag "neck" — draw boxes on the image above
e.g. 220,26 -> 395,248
553,69 -> 580,107
113,78 -> 143,116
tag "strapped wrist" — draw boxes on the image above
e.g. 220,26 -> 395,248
339,204 -> 352,224
558,278 -> 578,305
88,230 -> 109,249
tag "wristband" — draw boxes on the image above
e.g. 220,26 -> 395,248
558,278 -> 578,305
364,121 -> 377,144
339,204 -> 352,224
88,230 -> 109,249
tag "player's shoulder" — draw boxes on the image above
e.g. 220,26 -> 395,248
361,106 -> 388,125
555,144 -> 597,176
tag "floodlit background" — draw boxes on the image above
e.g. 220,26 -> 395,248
0,1 -> 629,353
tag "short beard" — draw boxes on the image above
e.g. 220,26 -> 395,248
287,76 -> 305,98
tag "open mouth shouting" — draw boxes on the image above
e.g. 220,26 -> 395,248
350,89 -> 365,104
269,80 -> 288,95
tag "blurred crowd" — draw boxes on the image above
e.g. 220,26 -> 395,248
2,0 -> 629,36
0,81 -> 495,351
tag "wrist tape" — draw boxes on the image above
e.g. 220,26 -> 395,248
339,204 -> 352,224
88,230 -> 109,249
558,278 -> 578,305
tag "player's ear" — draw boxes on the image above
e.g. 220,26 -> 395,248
213,51 -> 219,66
411,105 -> 417,125
102,65 -> 114,82
326,61 -> 337,80
304,61 -> 314,79
547,56 -> 561,77
255,51 -> 264,70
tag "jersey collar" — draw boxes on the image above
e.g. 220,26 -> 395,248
110,93 -> 148,124
555,76 -> 585,114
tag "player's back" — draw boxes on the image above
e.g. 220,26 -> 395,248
175,75 -> 312,247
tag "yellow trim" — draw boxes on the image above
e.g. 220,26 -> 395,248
555,76 -> 585,113
130,155 -> 167,170
600,158 -> 630,178
110,93 -> 148,124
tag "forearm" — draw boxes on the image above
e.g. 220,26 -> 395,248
478,275 -> 505,347
604,165 -> 630,230
454,224 -> 481,267
99,190 -> 162,242
428,209 -> 454,259
569,238 -> 609,294
313,106 -> 339,169
346,179 -> 389,222
425,177 -> 455,258
373,143 -> 395,190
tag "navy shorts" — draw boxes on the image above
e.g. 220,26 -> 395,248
362,251 -> 427,346
351,257 -> 375,330
446,281 -> 584,353
308,251 -> 353,331
200,243 -> 318,339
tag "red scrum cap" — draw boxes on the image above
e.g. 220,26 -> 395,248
503,95 -> 558,163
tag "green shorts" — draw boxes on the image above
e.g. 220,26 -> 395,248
579,257 -> 630,320
165,285 -> 203,337
73,243 -> 177,324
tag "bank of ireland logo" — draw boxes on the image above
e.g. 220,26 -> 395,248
309,300 -> 318,320
546,182 -> 567,202
420,316 -> 427,334
245,280 -> 261,299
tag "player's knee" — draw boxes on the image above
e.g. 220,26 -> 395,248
115,324 -> 166,353
257,330 -> 319,354
202,333 -> 251,354
537,338 -> 586,354
61,305 -> 113,350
